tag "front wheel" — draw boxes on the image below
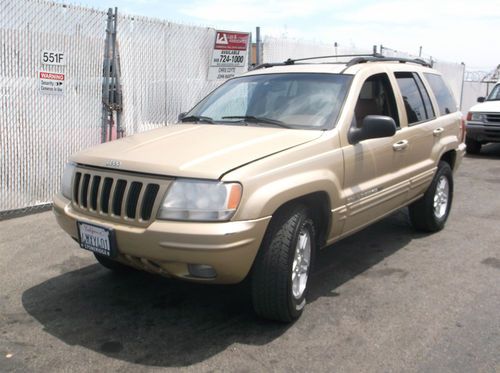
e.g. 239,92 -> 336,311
409,161 -> 453,232
251,205 -> 316,322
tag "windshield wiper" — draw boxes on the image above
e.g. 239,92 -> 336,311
222,115 -> 291,128
181,115 -> 214,124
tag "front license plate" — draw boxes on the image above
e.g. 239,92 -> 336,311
77,222 -> 116,257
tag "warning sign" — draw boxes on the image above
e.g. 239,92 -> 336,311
208,30 -> 250,80
39,71 -> 65,95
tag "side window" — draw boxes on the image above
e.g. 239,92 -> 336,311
423,73 -> 457,115
395,72 -> 434,125
413,73 -> 435,119
354,73 -> 399,128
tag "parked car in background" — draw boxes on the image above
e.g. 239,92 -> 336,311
54,55 -> 466,322
465,81 -> 500,154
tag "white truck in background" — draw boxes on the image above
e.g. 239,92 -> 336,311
465,82 -> 500,154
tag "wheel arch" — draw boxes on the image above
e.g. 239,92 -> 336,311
440,149 -> 457,171
266,191 -> 332,250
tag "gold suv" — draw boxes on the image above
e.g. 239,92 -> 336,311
53,55 -> 466,322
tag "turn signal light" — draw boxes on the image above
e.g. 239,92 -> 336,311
459,118 -> 466,143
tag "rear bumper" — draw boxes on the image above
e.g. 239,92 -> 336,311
466,122 -> 500,142
53,193 -> 270,284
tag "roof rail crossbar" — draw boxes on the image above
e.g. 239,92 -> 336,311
253,62 -> 289,70
285,53 -> 383,64
252,54 -> 432,71
345,56 -> 432,68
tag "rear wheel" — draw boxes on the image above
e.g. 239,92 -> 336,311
465,137 -> 481,154
251,205 -> 316,322
409,161 -> 453,232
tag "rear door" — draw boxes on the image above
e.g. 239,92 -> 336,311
391,70 -> 440,201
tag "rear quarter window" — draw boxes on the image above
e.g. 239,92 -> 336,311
395,72 -> 434,125
423,73 -> 457,116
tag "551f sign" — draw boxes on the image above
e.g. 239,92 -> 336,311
41,50 -> 66,66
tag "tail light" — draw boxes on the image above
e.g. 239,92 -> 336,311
466,112 -> 472,121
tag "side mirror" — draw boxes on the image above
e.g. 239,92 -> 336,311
477,97 -> 485,103
349,115 -> 397,144
178,112 -> 187,122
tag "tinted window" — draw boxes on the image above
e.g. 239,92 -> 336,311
188,73 -> 353,129
423,73 -> 457,115
413,73 -> 435,119
396,72 -> 432,125
354,73 -> 399,128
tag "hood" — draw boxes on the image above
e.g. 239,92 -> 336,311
71,124 -> 323,179
469,100 -> 500,113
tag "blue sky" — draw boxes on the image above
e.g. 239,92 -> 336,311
60,0 -> 500,71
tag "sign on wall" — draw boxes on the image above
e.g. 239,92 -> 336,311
41,50 -> 66,66
208,31 -> 250,80
39,71 -> 65,95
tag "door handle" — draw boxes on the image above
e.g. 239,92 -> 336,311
392,140 -> 409,151
433,127 -> 444,136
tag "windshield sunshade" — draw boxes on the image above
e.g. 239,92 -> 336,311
185,73 -> 353,130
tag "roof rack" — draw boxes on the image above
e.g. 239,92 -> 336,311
253,53 -> 432,70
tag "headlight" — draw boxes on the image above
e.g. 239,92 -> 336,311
471,113 -> 486,122
61,162 -> 76,200
158,179 -> 242,221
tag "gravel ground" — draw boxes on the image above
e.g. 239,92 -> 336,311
1,146 -> 499,373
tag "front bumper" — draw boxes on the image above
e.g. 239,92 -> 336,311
53,193 -> 271,284
466,122 -> 500,142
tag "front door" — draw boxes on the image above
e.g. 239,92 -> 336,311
341,72 -> 410,234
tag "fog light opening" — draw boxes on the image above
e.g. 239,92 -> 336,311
188,264 -> 217,279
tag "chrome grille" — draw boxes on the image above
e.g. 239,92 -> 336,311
486,113 -> 500,123
71,166 -> 169,225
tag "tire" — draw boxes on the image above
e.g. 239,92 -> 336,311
94,253 -> 131,273
409,161 -> 453,232
465,137 -> 481,154
251,204 -> 316,322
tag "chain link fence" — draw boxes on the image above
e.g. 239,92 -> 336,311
1,0 -> 105,217
1,0 -> 222,217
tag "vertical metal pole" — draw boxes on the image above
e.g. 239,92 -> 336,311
248,32 -> 253,70
380,44 -> 384,56
372,45 -> 377,55
110,8 -> 117,109
256,26 -> 261,65
101,8 -> 112,143
112,8 -> 124,137
419,46 -> 422,57
108,8 -> 118,141
459,62 -> 466,110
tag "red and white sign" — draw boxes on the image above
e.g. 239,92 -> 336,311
214,32 -> 249,51
209,30 -> 250,80
39,71 -> 65,95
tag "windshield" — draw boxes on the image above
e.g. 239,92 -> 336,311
185,73 -> 353,129
486,84 -> 500,101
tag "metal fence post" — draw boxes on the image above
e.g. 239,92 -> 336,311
256,26 -> 261,65
101,9 -> 112,143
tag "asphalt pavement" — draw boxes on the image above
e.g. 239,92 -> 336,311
1,145 -> 499,373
